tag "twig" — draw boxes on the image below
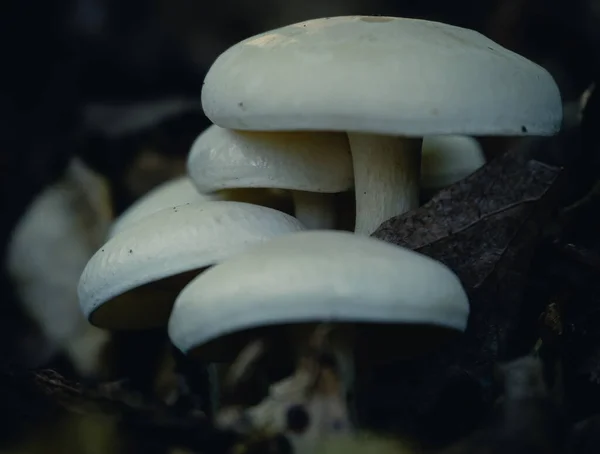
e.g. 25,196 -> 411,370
9,368 -> 238,452
554,242 -> 600,274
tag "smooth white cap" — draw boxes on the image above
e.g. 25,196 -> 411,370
202,16 -> 562,136
109,176 -> 218,237
168,230 -> 469,358
421,135 -> 486,189
78,201 -> 305,329
188,125 -> 352,193
6,157 -> 112,365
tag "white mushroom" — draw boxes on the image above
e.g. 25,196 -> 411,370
168,230 -> 469,438
201,15 -> 563,235
109,176 -> 219,237
188,125 -> 352,229
78,201 -> 305,330
6,157 -> 112,377
420,135 -> 486,198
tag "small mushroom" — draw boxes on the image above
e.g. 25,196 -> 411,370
168,230 -> 469,441
188,125 -> 352,229
109,176 -> 219,237
420,135 -> 486,200
6,157 -> 112,377
78,201 -> 305,330
201,16 -> 562,235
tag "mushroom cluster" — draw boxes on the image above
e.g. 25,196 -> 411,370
200,15 -> 561,234
77,14 -> 563,451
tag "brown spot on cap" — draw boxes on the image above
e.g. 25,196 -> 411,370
360,16 -> 394,23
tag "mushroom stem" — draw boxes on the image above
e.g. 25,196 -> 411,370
333,343 -> 358,423
219,325 -> 356,438
346,134 -> 422,235
291,191 -> 337,230
64,325 -> 111,378
298,324 -> 358,426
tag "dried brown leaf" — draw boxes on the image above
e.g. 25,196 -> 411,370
374,145 -> 564,359
363,145 -> 565,438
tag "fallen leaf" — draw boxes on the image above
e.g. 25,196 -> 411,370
362,144 -> 565,442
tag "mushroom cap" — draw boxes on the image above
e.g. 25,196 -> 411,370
202,16 -> 562,136
109,176 -> 219,237
78,201 -> 305,330
421,135 -> 486,189
188,125 -> 352,193
168,230 -> 469,359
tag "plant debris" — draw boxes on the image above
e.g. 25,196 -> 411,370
364,143 -> 564,443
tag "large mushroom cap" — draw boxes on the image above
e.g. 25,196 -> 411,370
79,201 -> 305,330
202,16 -> 562,136
188,125 -> 352,193
109,176 -> 218,237
168,230 -> 469,360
